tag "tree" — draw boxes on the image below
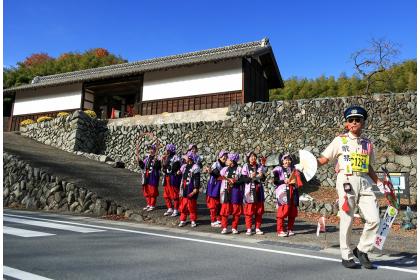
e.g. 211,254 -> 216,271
3,48 -> 128,116
351,38 -> 400,95
3,48 -> 127,89
22,53 -> 54,67
269,60 -> 415,101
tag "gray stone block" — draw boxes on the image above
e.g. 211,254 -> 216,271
99,155 -> 111,162
82,200 -> 93,212
394,155 -> 412,167
130,214 -> 144,222
117,207 -> 124,215
324,203 -> 333,213
67,191 -> 75,204
124,210 -> 134,218
70,202 -> 79,212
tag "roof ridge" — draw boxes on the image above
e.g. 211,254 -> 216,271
37,39 -> 266,82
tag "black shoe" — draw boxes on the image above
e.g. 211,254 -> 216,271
353,247 -> 374,269
341,259 -> 358,269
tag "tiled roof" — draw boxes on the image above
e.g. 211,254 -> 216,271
5,38 -> 282,92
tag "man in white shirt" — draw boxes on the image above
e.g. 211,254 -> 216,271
317,106 -> 385,269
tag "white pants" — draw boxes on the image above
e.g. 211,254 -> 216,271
336,173 -> 380,260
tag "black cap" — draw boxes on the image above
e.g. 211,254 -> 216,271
344,106 -> 368,120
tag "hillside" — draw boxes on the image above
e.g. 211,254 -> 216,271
270,60 -> 416,100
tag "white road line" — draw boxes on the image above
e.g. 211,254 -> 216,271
3,266 -> 54,280
4,213 -> 417,274
4,216 -> 105,233
3,226 -> 56,238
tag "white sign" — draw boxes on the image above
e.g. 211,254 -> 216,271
374,205 -> 398,250
389,173 -> 406,191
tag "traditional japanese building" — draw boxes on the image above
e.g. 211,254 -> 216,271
5,38 -> 283,131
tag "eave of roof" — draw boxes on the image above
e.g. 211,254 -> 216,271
4,38 -> 283,93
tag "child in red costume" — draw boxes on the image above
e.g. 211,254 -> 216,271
138,144 -> 161,211
161,144 -> 182,217
204,150 -> 228,227
219,153 -> 244,234
178,151 -> 201,228
272,154 -> 303,237
242,151 -> 266,235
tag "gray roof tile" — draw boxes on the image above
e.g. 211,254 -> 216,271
5,38 -> 282,92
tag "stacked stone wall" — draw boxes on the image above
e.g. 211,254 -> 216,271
103,93 -> 417,205
3,153 -> 122,216
18,92 -> 417,207
20,111 -> 107,153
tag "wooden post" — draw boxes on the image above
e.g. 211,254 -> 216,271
8,98 -> 15,132
80,84 -> 85,110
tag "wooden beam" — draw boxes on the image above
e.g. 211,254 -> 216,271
8,101 -> 15,132
85,88 -> 95,94
80,84 -> 85,110
242,58 -> 246,103
83,75 -> 142,88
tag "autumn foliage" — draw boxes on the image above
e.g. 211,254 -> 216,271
23,53 -> 53,67
4,48 -> 127,89
94,48 -> 109,58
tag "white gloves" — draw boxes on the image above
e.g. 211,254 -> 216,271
295,163 -> 303,172
377,182 -> 391,194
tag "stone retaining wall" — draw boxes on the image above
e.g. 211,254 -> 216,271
20,111 -> 107,153
3,153 -> 146,222
103,93 -> 417,204
19,93 -> 417,205
4,152 -> 416,227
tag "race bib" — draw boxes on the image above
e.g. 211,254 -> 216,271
350,153 -> 369,173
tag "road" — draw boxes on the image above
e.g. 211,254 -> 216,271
3,209 -> 417,280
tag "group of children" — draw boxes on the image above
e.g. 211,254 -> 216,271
138,143 -> 302,237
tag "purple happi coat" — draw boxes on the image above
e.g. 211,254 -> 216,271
272,166 -> 299,206
206,160 -> 224,199
242,163 -> 265,203
219,166 -> 243,204
141,155 -> 161,187
180,163 -> 201,200
162,155 -> 182,188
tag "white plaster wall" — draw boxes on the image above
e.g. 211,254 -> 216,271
142,59 -> 242,101
13,84 -> 82,116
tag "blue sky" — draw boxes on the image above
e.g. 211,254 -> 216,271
3,0 -> 417,79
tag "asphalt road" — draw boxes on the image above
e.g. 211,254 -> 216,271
3,209 -> 417,280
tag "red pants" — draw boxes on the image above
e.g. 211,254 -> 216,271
206,196 -> 221,223
143,184 -> 159,206
179,197 -> 197,222
163,179 -> 180,210
276,205 -> 298,233
244,202 -> 264,230
220,203 -> 243,230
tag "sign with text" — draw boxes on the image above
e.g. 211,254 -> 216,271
374,205 -> 398,250
376,172 -> 410,198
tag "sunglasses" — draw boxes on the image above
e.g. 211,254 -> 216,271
347,117 -> 362,123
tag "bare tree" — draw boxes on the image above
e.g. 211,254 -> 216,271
351,38 -> 400,95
